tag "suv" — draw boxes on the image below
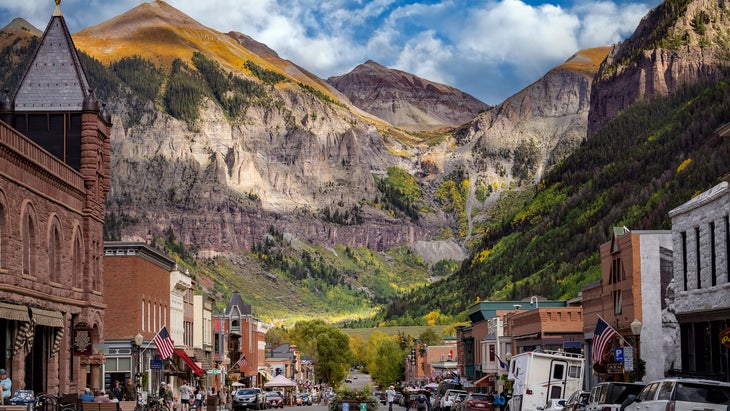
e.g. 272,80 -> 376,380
440,389 -> 468,411
586,382 -> 645,411
434,380 -> 464,411
624,378 -> 730,411
233,387 -> 267,410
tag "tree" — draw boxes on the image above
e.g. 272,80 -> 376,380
371,338 -> 404,387
290,319 -> 354,385
418,328 -> 442,346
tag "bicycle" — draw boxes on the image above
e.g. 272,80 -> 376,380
147,396 -> 170,411
34,392 -> 79,411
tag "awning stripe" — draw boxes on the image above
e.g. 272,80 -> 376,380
31,307 -> 64,327
0,302 -> 30,322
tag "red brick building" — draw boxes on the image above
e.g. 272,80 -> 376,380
0,1 -> 111,395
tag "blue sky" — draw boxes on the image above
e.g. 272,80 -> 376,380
0,0 -> 661,105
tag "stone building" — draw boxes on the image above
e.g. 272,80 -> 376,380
668,175 -> 730,382
0,1 -> 111,395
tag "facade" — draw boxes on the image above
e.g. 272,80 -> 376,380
103,242 -> 204,396
583,227 -> 673,387
668,178 -> 730,381
213,292 -> 270,387
0,1 -> 111,395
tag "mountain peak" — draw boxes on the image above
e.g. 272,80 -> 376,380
0,17 -> 41,37
328,60 -> 490,131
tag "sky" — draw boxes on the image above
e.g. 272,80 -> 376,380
0,0 -> 661,105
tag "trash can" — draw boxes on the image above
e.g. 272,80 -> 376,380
206,395 -> 219,411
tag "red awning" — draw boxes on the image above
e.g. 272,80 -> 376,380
474,374 -> 495,387
174,349 -> 205,376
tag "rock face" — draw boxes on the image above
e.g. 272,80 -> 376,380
587,0 -> 730,136
327,60 -> 490,131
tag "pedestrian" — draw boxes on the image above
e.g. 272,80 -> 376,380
164,383 -> 175,408
0,369 -> 11,405
386,386 -> 396,411
112,380 -> 123,401
80,388 -> 94,403
494,392 -> 505,411
124,378 -> 136,401
180,381 -> 193,411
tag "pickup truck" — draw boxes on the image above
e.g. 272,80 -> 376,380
586,382 -> 644,411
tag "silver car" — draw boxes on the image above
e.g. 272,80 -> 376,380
624,378 -> 730,411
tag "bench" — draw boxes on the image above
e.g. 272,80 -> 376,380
118,401 -> 136,411
81,402 -> 121,411
0,405 -> 30,411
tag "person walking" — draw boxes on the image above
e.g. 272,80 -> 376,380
386,386 -> 397,411
180,381 -> 193,411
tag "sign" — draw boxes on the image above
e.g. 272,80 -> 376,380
614,347 -> 624,362
623,347 -> 634,372
73,329 -> 93,355
721,328 -> 730,348
360,403 -> 367,411
150,359 -> 163,370
342,403 -> 349,411
606,362 -> 624,374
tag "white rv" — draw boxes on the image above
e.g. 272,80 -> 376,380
507,350 -> 584,411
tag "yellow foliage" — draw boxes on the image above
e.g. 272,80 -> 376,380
424,310 -> 442,326
677,158 -> 692,173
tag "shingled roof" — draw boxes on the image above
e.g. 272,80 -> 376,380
13,1 -> 90,111
225,291 -> 253,316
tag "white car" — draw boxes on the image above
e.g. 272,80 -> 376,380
623,378 -> 730,411
539,399 -> 567,411
440,390 -> 468,411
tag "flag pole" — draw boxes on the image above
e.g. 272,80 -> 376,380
141,324 -> 166,355
597,315 -> 631,347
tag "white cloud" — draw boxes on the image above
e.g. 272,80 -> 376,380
0,0 -> 660,104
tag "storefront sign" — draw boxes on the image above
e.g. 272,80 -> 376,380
721,328 -> 730,348
606,362 -> 624,374
73,329 -> 92,355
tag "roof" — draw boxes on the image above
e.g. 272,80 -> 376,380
13,4 -> 90,112
225,291 -> 252,316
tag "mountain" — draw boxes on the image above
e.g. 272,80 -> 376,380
385,0 -> 730,319
587,0 -> 730,136
327,60 -> 490,131
5,0 -> 724,325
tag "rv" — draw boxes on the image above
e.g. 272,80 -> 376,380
507,350 -> 584,411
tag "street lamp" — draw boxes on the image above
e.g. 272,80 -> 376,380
630,320 -> 642,382
134,333 -> 144,403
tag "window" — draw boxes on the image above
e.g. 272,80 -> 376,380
0,196 -> 5,269
681,231 -> 688,290
613,290 -> 622,315
551,363 -> 565,379
610,258 -> 622,284
72,233 -> 83,288
49,222 -> 61,283
568,365 -> 581,378
22,208 -> 36,275
710,222 -> 717,287
695,227 -> 701,289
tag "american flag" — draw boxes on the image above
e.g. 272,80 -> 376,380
591,316 -> 618,363
153,326 -> 175,360
236,355 -> 248,369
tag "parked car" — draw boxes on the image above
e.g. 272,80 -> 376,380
539,399 -> 567,411
233,387 -> 267,410
265,392 -> 284,409
562,390 -> 589,411
623,378 -> 730,411
454,392 -> 494,411
586,382 -> 645,411
394,393 -> 404,406
434,380 -> 464,411
440,389 -> 468,411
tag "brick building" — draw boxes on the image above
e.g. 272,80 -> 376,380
102,242 -> 205,395
0,1 -> 111,395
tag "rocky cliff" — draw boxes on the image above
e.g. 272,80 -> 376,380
587,0 -> 730,136
327,60 -> 490,131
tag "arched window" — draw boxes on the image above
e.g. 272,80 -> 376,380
0,192 -> 6,269
49,220 -> 62,283
22,206 -> 37,275
72,231 -> 83,288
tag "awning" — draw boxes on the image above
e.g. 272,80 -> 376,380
174,349 -> 205,376
31,307 -> 64,327
258,369 -> 273,382
0,302 -> 30,322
